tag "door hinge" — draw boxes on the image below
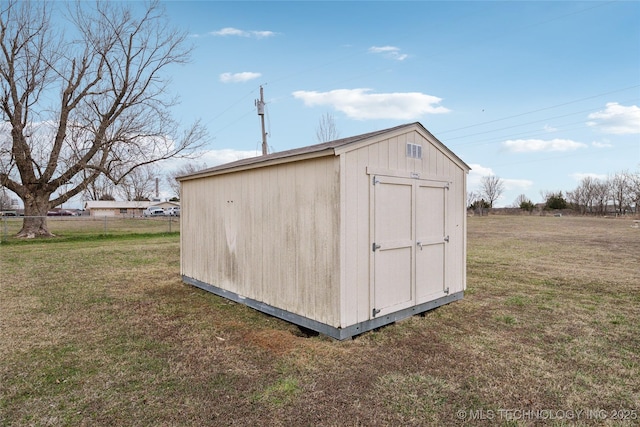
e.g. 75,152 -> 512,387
445,182 -> 450,190
372,243 -> 381,252
444,235 -> 450,243
372,308 -> 381,317
373,176 -> 380,185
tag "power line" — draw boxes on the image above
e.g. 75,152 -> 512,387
204,87 -> 259,128
445,95 -> 640,145
437,85 -> 640,136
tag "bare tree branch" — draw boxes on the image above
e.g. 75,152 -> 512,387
0,1 -> 208,237
480,175 -> 504,208
315,112 -> 340,143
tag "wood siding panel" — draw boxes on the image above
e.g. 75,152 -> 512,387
340,147 -> 372,327
181,156 -> 341,326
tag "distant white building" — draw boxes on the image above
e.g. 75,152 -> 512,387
84,200 -> 179,217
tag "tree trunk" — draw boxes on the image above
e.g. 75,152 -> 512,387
16,192 -> 54,238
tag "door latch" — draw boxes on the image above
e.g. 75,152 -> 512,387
372,243 -> 381,252
417,241 -> 423,250
372,308 -> 381,317
444,235 -> 450,242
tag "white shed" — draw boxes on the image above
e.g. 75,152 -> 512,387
179,122 -> 470,339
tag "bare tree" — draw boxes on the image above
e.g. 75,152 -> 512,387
582,177 -> 598,214
513,193 -> 534,213
0,1 -> 207,237
0,186 -> 11,210
467,190 -> 480,209
593,179 -> 611,215
315,112 -> 340,143
166,162 -> 207,199
480,175 -> 504,208
513,194 -> 528,208
116,165 -> 159,201
629,171 -> 640,215
80,173 -> 116,201
610,172 -> 631,215
568,177 -> 595,214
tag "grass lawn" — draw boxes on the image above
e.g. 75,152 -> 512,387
1,216 -> 178,242
1,216 -> 638,426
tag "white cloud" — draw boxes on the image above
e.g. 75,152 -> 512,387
369,45 -> 408,61
586,102 -> 640,134
219,72 -> 262,83
503,178 -> 534,190
591,139 -> 613,148
570,172 -> 608,181
160,149 -> 259,174
468,164 -> 532,191
503,138 -> 587,152
369,46 -> 397,54
252,30 -> 277,39
467,164 -> 494,189
468,163 -> 494,176
200,149 -> 260,166
210,27 -> 276,39
292,88 -> 450,120
211,27 -> 245,37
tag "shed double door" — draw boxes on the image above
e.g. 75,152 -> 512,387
371,175 -> 449,318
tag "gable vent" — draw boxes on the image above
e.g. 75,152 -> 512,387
406,143 -> 422,159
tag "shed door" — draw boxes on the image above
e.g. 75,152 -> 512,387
415,181 -> 448,303
371,176 -> 449,318
371,176 -> 414,317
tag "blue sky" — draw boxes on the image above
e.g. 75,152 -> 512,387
161,1 -> 640,207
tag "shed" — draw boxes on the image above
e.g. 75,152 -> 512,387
179,122 -> 470,339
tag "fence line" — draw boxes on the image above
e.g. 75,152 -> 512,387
1,215 -> 179,242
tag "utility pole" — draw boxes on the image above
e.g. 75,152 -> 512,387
255,86 -> 268,155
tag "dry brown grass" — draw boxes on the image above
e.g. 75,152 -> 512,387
1,215 -> 638,426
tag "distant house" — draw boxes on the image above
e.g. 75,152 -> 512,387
84,200 -> 180,218
84,200 -> 151,217
84,200 -> 179,217
84,200 -> 145,217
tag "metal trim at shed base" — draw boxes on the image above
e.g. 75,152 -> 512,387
183,274 -> 463,340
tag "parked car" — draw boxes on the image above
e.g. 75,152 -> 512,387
166,206 -> 180,216
143,207 -> 165,217
47,210 -> 74,216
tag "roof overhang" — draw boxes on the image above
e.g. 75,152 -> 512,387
178,122 -> 470,182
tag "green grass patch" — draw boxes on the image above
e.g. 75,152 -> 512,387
495,315 -> 517,325
505,295 -> 530,307
251,377 -> 301,407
